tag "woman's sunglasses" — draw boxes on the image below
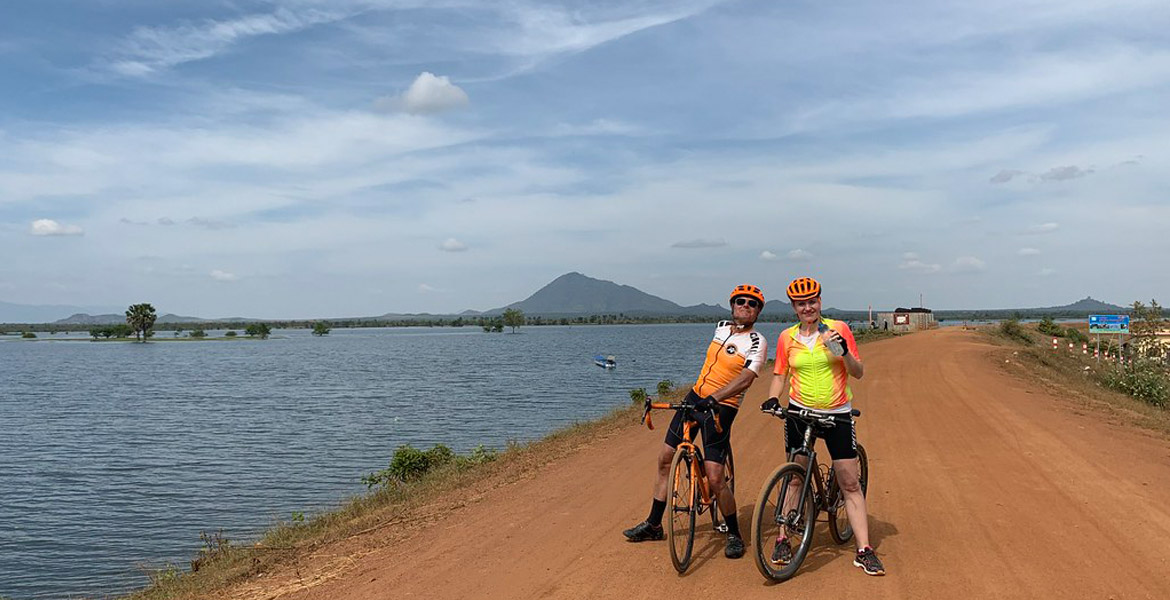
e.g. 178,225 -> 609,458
733,297 -> 760,308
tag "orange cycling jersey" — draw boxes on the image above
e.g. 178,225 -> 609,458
692,321 -> 768,408
773,318 -> 859,412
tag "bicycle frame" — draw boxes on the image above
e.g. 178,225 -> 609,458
776,418 -> 831,530
643,399 -> 725,517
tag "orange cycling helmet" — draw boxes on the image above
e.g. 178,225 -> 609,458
786,277 -> 821,301
729,284 -> 765,306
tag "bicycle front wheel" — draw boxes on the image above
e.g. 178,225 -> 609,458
752,462 -> 816,582
827,443 -> 868,545
667,448 -> 697,573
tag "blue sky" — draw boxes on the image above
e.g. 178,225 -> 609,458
2,0 -> 1168,318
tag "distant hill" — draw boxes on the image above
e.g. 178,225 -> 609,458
484,272 -> 721,316
51,312 -> 210,325
1036,297 -> 1127,313
0,301 -> 124,324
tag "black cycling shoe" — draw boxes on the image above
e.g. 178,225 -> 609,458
725,533 -> 746,559
623,521 -> 664,542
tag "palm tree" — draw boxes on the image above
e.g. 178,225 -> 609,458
125,303 -> 157,342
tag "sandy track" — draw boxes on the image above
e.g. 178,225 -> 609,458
225,328 -> 1170,600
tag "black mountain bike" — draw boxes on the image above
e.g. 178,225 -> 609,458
751,405 -> 868,582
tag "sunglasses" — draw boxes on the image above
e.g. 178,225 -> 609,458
733,297 -> 760,308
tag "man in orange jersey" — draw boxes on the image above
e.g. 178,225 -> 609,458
623,284 -> 767,559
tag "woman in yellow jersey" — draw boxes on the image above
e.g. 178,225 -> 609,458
761,277 -> 885,576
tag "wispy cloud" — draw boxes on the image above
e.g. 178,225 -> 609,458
188,217 -> 235,230
29,219 -> 84,236
787,248 -> 813,261
374,72 -> 470,115
672,238 -> 726,249
989,169 -> 1025,184
1039,165 -> 1093,181
1026,222 -> 1060,234
210,269 -> 239,282
1018,247 -> 1041,256
418,283 -> 439,293
103,7 -> 348,76
760,250 -> 778,261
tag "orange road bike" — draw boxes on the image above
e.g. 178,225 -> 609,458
641,396 -> 735,573
751,405 -> 868,582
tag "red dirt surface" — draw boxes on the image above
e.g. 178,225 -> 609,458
219,327 -> 1170,600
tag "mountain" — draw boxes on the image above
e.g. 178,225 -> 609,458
486,272 -> 698,316
50,312 -> 210,325
0,301 -> 124,324
1036,297 -> 1127,313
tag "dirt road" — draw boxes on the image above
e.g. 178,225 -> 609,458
224,328 -> 1170,600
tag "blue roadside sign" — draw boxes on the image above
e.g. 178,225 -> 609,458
1089,314 -> 1129,334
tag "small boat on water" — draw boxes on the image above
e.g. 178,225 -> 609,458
594,354 -> 617,369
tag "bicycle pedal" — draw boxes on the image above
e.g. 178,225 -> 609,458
715,523 -> 729,534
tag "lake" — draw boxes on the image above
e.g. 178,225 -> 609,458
0,323 -> 771,599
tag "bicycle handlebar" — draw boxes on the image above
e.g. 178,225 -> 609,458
642,398 -> 722,433
760,405 -> 861,427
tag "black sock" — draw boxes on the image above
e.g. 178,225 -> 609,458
723,513 -> 741,537
648,499 -> 667,527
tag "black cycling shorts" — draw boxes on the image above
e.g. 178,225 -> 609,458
663,390 -> 737,464
784,408 -> 858,461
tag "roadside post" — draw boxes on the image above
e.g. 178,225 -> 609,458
1052,337 -> 1058,351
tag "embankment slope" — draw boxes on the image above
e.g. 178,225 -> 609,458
218,327 -> 1170,600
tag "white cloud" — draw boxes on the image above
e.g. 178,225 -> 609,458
1039,268 -> 1056,277
899,252 -> 942,274
375,72 -> 470,115
439,238 -> 468,252
1026,222 -> 1060,234
210,269 -> 238,282
760,250 -> 778,261
418,283 -> 438,293
1018,247 -> 1041,256
787,248 -> 813,260
672,238 -> 727,249
29,219 -> 84,236
949,256 -> 986,274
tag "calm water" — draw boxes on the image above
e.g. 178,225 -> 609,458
0,323 -> 761,599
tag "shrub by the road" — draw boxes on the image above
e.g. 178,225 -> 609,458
1103,363 -> 1169,408
362,443 -> 498,489
998,319 -> 1033,344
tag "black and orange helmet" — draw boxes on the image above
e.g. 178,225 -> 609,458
729,284 -> 765,306
786,277 -> 821,301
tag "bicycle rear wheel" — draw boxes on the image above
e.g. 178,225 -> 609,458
752,462 -> 816,582
710,447 -> 735,533
667,447 -> 697,573
827,443 -> 868,545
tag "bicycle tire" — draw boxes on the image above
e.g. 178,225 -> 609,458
710,447 -> 735,533
752,462 -> 817,582
667,447 -> 697,573
827,443 -> 868,545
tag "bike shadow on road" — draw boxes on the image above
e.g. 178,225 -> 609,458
783,513 -> 900,578
674,525 -> 731,577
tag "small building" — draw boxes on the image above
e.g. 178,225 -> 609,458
876,307 -> 936,332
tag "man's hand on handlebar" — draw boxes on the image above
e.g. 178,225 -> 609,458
760,397 -> 781,412
695,395 -> 718,412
